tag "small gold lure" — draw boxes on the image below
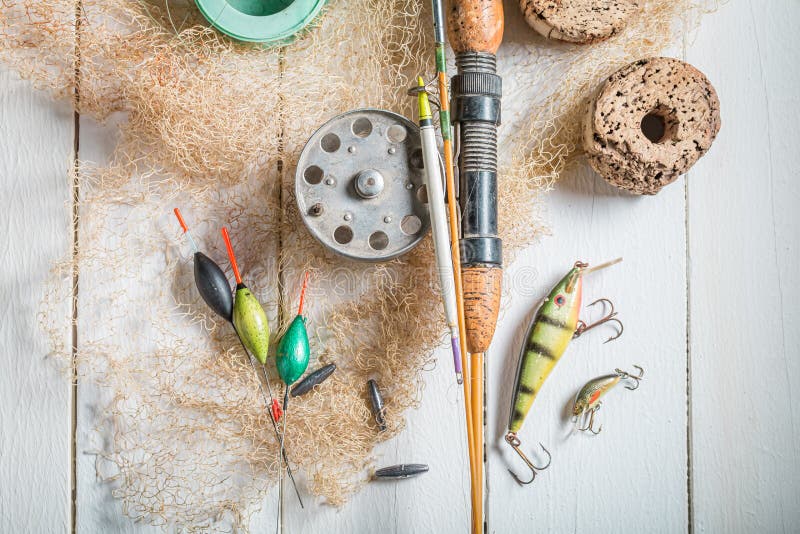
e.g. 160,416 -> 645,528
572,365 -> 644,435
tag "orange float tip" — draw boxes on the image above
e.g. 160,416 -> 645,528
220,227 -> 243,285
173,207 -> 199,253
297,271 -> 310,315
173,207 -> 188,233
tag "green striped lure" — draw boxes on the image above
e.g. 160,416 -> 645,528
505,259 -> 623,485
572,365 -> 643,435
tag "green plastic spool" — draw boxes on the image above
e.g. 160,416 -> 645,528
195,0 -> 326,44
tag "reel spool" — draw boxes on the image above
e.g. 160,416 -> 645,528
295,109 -> 433,262
195,0 -> 326,44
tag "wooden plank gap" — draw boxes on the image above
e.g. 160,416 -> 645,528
684,177 -> 694,534
69,1 -> 82,533
275,44 -> 288,533
277,46 -> 287,327
681,20 -> 694,534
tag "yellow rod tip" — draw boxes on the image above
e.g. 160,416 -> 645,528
416,78 -> 432,120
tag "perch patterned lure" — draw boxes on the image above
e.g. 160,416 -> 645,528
291,363 -> 336,397
572,365 -> 644,435
172,211 -> 302,507
505,259 -> 623,485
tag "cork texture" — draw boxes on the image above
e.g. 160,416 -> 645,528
583,57 -> 721,195
446,0 -> 504,54
462,266 -> 502,353
520,0 -> 640,44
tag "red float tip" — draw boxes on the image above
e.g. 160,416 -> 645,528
174,207 -> 188,233
271,399 -> 283,422
297,271 -> 309,316
221,227 -> 242,285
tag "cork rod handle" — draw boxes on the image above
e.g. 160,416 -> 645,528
462,265 -> 502,354
446,0 -> 504,54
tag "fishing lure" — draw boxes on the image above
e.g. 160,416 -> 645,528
173,211 -> 302,507
572,365 -> 644,435
373,464 -> 429,480
505,259 -> 623,485
291,363 -> 336,397
367,379 -> 387,431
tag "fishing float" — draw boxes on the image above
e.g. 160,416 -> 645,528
220,226 -> 310,533
174,211 -> 303,505
275,272 -> 312,533
415,77 -> 463,384
173,210 -> 304,508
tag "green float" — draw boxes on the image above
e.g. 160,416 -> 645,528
276,273 -> 311,386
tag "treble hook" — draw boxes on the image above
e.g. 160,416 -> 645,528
574,298 -> 623,343
504,433 -> 552,485
615,364 -> 644,390
576,405 -> 603,435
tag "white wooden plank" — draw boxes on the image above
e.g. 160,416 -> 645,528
0,67 -> 73,532
486,165 -> 689,533
485,10 -> 689,531
688,1 -> 800,532
73,115 -> 163,534
261,356 -> 471,534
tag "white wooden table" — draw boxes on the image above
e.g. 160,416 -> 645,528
2,1 -> 798,532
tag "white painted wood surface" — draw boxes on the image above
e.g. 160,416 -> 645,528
687,2 -> 800,532
1,1 -> 798,532
0,70 -> 73,531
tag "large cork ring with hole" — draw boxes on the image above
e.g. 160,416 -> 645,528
583,57 -> 721,195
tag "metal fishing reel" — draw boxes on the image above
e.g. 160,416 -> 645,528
295,108 -> 432,262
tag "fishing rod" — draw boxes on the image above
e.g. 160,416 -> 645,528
427,0 -> 478,488
413,73 -> 479,526
414,78 -> 463,384
447,0 -> 504,531
428,0 -> 468,390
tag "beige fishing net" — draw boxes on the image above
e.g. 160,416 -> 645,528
1,0 -> 712,529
